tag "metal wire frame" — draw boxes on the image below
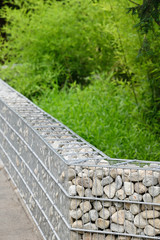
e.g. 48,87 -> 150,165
0,79 -> 160,240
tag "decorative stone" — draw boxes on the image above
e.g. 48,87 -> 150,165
85,189 -> 93,197
70,231 -> 82,240
93,201 -> 102,211
99,208 -> 110,220
105,235 -> 116,240
101,176 -> 113,186
69,185 -> 77,196
125,220 -> 137,234
96,218 -> 109,229
143,193 -> 152,203
92,178 -> 103,196
92,234 -> 106,240
115,176 -> 122,190
84,223 -> 97,230
144,225 -> 160,236
124,182 -> 134,196
134,213 -> 147,228
153,194 -> 160,210
129,193 -> 142,201
110,223 -> 124,233
70,199 -> 81,210
129,170 -> 145,182
141,210 -> 160,219
82,213 -> 90,224
116,189 -> 126,200
102,200 -> 111,207
111,210 -> 125,225
158,174 -> 160,185
89,209 -> 98,222
148,219 -> 160,229
68,168 -> 76,180
104,182 -> 116,198
134,182 -> 147,194
108,206 -> 116,215
130,204 -> 140,215
77,177 -> 93,189
148,186 -> 160,197
72,220 -> 83,228
77,185 -> 85,197
143,176 -> 158,187
80,201 -> 92,213
70,209 -> 83,219
125,211 -> 134,221
0,160 -> 4,169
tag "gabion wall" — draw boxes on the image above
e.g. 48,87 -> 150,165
0,79 -> 160,240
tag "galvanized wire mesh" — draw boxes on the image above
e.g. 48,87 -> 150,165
0,79 -> 160,240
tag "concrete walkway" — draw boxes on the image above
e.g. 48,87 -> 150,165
0,161 -> 43,240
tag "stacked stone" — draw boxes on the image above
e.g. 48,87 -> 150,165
68,162 -> 160,240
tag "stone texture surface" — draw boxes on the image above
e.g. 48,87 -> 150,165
69,163 -> 160,239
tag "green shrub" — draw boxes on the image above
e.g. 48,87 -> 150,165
35,74 -> 160,161
0,0 -> 115,97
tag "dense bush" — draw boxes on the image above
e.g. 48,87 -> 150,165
0,0 -> 115,97
35,75 -> 160,161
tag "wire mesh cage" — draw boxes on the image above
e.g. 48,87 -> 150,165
0,79 -> 159,240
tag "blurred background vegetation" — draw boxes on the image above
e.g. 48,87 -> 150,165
0,0 -> 160,161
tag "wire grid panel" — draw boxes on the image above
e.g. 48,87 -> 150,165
0,79 -> 160,240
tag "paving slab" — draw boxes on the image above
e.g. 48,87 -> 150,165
0,165 -> 43,240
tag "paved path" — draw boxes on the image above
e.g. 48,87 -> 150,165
0,162 -> 43,240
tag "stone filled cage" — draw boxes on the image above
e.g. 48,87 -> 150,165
0,79 -> 160,240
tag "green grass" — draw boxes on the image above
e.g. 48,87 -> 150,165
34,75 -> 160,161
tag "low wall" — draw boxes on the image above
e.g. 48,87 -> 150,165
0,79 -> 159,240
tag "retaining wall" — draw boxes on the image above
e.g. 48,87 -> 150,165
0,79 -> 159,240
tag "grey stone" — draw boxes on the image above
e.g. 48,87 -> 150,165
144,225 -> 160,236
134,213 -> 147,228
134,182 -> 147,194
105,236 -> 116,240
125,211 -> 134,221
102,199 -> 111,207
141,210 -> 160,219
148,186 -> 160,197
110,223 -> 124,233
77,177 -> 93,188
70,208 -> 83,219
101,176 -> 113,186
129,193 -> 142,201
80,201 -> 92,213
153,194 -> 160,210
125,220 -> 137,234
108,206 -> 116,215
111,210 -> 125,225
129,171 -> 145,182
92,234 -> 106,240
84,223 -> 97,230
124,182 -> 134,196
93,201 -> 102,211
130,204 -> 140,215
72,220 -> 83,228
70,231 -> 82,240
85,189 -> 93,197
69,185 -> 77,196
143,193 -> 152,203
68,168 -> 76,181
96,218 -> 109,229
70,199 -> 81,210
82,213 -> 90,224
77,185 -> 85,197
89,209 -> 98,222
104,182 -> 116,198
148,219 -> 160,229
115,176 -> 122,190
143,176 -> 158,187
99,208 -> 110,220
92,178 -> 103,196
116,189 -> 126,200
